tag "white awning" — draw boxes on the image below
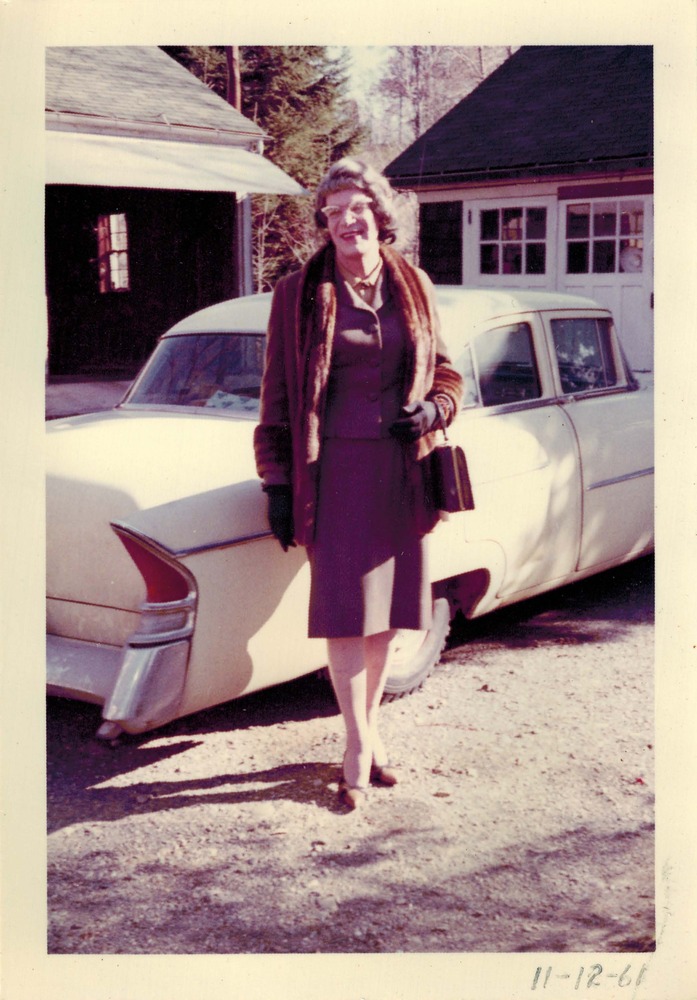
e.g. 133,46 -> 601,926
46,129 -> 305,196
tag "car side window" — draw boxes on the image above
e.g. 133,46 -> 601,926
551,318 -> 618,394
473,322 -> 541,406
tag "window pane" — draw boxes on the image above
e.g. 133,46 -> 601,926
525,243 -> 546,274
480,209 -> 499,240
619,240 -> 644,273
551,318 -> 618,393
480,244 -> 499,274
502,244 -> 522,274
567,242 -> 589,274
111,229 -> 128,252
593,202 -> 617,236
592,240 -> 616,273
526,207 -> 547,239
620,201 -> 644,236
502,207 -> 523,240
110,251 -> 130,291
474,323 -> 541,406
97,212 -> 130,293
567,204 -> 590,238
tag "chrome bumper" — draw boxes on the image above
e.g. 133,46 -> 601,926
102,640 -> 190,733
47,633 -> 190,735
47,634 -> 122,704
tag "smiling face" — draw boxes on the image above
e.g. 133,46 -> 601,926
321,187 -> 380,273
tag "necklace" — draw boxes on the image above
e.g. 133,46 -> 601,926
339,257 -> 382,286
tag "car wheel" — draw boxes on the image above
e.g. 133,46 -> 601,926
382,597 -> 451,700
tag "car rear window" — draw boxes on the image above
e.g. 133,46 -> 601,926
125,334 -> 265,413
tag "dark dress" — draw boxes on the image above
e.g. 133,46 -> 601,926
307,272 -> 432,639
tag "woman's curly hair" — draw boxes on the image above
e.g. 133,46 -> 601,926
314,157 -> 400,245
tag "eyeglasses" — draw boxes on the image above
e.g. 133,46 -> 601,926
320,200 -> 374,223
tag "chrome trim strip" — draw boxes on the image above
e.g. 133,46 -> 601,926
171,529 -> 273,558
465,396 -> 559,418
127,599 -> 196,646
110,520 -> 273,559
560,386 -> 636,402
587,467 -> 654,491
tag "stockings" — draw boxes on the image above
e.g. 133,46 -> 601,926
327,630 -> 397,787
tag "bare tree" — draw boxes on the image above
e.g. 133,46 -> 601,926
365,45 -> 517,165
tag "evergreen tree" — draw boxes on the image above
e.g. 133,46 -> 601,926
162,46 -> 366,289
241,46 -> 365,288
161,45 -> 229,94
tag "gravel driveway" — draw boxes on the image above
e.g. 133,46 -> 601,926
47,556 -> 655,958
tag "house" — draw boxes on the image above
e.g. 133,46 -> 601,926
385,46 -> 653,371
45,46 -> 303,376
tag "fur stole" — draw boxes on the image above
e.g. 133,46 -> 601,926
294,242 -> 449,465
254,241 -> 464,544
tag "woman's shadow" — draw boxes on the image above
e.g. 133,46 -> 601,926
54,761 -> 346,834
47,672 -> 345,832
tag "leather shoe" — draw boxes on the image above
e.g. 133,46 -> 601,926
370,763 -> 398,787
338,779 -> 367,810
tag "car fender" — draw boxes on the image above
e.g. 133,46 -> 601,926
112,479 -> 271,558
111,482 -> 324,720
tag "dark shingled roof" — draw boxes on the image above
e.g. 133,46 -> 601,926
385,46 -> 653,186
46,46 -> 264,140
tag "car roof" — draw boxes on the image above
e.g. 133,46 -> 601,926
165,293 -> 272,335
435,286 -> 602,321
162,286 -> 603,337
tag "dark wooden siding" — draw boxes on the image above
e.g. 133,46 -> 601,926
45,186 -> 236,376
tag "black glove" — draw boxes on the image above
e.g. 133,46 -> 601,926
389,400 -> 439,442
264,485 -> 296,552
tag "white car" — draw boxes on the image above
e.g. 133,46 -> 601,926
46,288 -> 654,738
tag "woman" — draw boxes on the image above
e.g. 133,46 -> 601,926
254,158 -> 463,809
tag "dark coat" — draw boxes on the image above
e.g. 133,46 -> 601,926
253,242 -> 464,545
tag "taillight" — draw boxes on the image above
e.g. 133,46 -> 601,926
113,527 -> 197,646
116,532 -> 190,602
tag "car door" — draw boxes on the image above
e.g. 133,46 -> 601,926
544,311 -> 654,571
447,313 -> 584,603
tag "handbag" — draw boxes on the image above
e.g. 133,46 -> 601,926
430,407 -> 474,512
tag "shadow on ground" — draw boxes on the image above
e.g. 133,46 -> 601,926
48,816 -> 656,954
446,555 -> 654,651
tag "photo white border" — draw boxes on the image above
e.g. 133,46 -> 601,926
2,1 -> 695,997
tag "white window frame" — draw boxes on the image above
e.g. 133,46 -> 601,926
563,197 -> 646,277
96,213 -> 130,293
462,195 -> 559,288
